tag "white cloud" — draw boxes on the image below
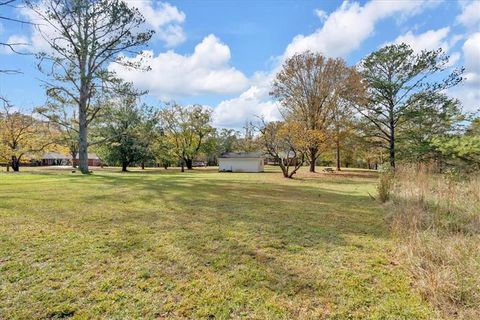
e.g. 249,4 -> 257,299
124,1 -> 186,47
284,0 -> 436,58
392,27 -> 451,52
213,0 -> 443,129
213,86 -> 280,128
463,32 -> 480,80
449,86 -> 480,113
456,1 -> 480,29
388,27 -> 462,67
0,35 -> 29,54
314,9 -> 328,22
9,0 -> 185,54
213,0 -> 441,129
212,71 -> 282,128
449,32 -> 480,113
110,34 -> 249,99
12,3 -> 54,54
447,52 -> 461,67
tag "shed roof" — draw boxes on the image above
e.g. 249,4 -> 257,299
220,152 -> 264,159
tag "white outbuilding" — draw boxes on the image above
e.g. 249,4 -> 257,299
218,152 -> 264,173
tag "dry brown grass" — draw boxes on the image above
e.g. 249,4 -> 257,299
388,164 -> 480,319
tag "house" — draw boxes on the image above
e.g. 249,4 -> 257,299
40,152 -> 102,167
218,152 -> 264,173
73,153 -> 102,167
41,152 -> 72,166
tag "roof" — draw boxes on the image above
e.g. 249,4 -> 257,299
87,153 -> 101,160
42,152 -> 72,160
42,152 -> 101,160
219,152 -> 264,159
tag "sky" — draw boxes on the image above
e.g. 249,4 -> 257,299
0,0 -> 479,129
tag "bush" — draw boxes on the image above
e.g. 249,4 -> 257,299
377,165 -> 394,203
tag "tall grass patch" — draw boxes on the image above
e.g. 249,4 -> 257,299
388,164 -> 480,319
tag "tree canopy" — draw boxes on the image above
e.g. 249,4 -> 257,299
356,43 -> 464,168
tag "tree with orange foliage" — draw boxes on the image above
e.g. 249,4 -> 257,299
259,120 -> 321,178
0,98 -> 57,171
271,51 -> 361,172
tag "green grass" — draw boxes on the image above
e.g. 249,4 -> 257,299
0,167 -> 433,319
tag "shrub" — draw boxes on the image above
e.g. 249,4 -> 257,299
377,165 -> 394,203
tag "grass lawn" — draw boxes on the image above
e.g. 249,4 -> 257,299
0,167 -> 433,319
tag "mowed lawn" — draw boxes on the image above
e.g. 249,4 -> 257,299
0,167 -> 432,319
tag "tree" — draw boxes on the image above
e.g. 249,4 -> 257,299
431,117 -> 480,171
237,121 -> 259,153
357,43 -> 463,168
329,96 -> 357,171
160,104 -> 214,171
212,128 -> 240,164
95,94 -> 158,172
396,94 -> 465,165
152,136 -> 176,169
0,98 -> 56,171
217,128 -> 240,154
259,120 -> 307,178
27,0 -> 153,174
136,106 -> 161,170
271,51 -> 360,172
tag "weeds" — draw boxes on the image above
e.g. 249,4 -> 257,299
377,165 -> 395,203
388,164 -> 480,319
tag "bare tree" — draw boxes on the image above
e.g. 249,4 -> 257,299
27,0 -> 153,174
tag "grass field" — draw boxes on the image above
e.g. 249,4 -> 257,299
0,167 -> 433,319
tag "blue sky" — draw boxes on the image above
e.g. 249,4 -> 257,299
1,0 -> 479,129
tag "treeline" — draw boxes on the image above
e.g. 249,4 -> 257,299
1,0 -> 478,176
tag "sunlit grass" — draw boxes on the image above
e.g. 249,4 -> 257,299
0,166 -> 433,319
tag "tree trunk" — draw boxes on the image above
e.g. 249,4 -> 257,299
389,124 -> 395,168
11,156 -> 20,172
78,52 -> 90,175
309,147 -> 317,172
6,164 -> 9,172
336,139 -> 341,171
186,158 -> 193,170
181,159 -> 185,172
71,152 -> 77,168
122,162 -> 128,172
78,105 -> 89,174
279,160 -> 289,178
141,162 -> 145,170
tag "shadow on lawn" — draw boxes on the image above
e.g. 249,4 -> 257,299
85,173 -> 389,300
79,172 -> 387,246
1,170 -> 386,255
0,170 -> 395,318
